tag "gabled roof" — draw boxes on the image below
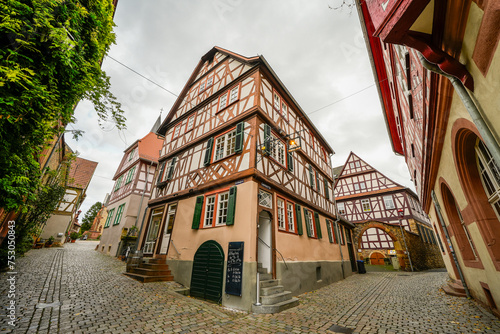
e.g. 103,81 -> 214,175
157,46 -> 335,154
137,132 -> 163,163
67,157 -> 98,189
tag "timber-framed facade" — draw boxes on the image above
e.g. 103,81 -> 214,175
139,47 -> 357,311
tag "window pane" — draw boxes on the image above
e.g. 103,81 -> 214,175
226,130 -> 236,156
277,199 -> 285,229
219,94 -> 227,110
217,192 -> 229,225
287,203 -> 295,232
229,87 -> 239,104
204,196 -> 215,227
259,190 -> 273,208
215,136 -> 225,161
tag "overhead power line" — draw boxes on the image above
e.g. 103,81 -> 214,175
106,55 -> 179,97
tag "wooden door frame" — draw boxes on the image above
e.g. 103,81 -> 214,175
155,201 -> 178,256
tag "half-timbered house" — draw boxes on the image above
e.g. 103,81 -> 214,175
98,119 -> 163,257
137,47 -> 357,312
334,152 -> 444,270
41,156 -> 98,244
357,0 -> 500,315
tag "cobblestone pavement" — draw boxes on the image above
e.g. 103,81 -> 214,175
1,241 -> 499,334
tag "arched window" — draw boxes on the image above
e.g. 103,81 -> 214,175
475,139 -> 500,220
360,228 -> 394,249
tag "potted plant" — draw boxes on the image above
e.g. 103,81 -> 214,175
70,232 -> 79,243
45,236 -> 55,247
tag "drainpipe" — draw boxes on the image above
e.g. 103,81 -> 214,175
332,173 -> 345,279
431,190 -> 471,298
397,209 -> 414,272
418,53 -> 500,168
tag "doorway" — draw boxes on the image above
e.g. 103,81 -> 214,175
370,252 -> 385,265
258,211 -> 273,274
159,203 -> 177,254
190,240 -> 224,303
143,207 -> 164,255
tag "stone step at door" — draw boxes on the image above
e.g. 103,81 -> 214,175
124,258 -> 174,283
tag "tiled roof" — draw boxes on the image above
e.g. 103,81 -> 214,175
67,157 -> 98,189
138,132 -> 163,163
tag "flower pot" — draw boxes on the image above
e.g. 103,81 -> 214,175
71,239 -> 76,243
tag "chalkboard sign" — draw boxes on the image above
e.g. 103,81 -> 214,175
225,241 -> 244,296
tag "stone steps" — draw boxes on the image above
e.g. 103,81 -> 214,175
124,258 -> 174,283
252,263 -> 298,314
443,279 -> 467,298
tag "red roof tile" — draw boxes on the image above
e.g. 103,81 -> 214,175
138,132 -> 163,163
67,157 -> 98,189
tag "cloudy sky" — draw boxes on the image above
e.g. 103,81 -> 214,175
68,0 -> 415,216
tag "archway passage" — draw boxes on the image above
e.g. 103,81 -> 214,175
190,240 -> 224,303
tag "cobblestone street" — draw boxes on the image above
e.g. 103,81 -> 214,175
1,241 -> 499,334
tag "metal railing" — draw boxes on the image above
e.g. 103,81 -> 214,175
258,237 -> 288,270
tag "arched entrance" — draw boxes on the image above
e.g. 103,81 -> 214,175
190,240 -> 224,303
355,221 -> 406,269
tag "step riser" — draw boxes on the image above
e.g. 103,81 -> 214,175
147,258 -> 167,264
259,273 -> 272,281
260,292 -> 292,305
257,268 -> 268,274
124,273 -> 174,283
252,298 -> 299,314
140,264 -> 170,270
261,285 -> 284,296
260,280 -> 279,288
131,268 -> 172,276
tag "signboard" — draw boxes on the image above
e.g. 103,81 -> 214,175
225,242 -> 244,296
388,249 -> 396,255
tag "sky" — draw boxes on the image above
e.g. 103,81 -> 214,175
68,0 -> 415,217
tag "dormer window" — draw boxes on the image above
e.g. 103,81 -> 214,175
128,148 -> 135,161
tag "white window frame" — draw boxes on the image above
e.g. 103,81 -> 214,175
203,195 -> 216,228
213,129 -> 237,162
229,86 -> 239,104
476,140 -> 500,220
305,209 -> 315,238
286,202 -> 295,232
361,199 -> 371,212
270,133 -> 286,166
203,190 -> 230,228
172,123 -> 182,140
337,202 -> 345,215
277,198 -> 286,229
259,190 -> 273,208
218,93 -> 228,111
216,192 -> 229,226
185,114 -> 196,132
383,195 -> 395,209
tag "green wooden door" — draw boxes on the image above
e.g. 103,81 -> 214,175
190,240 -> 224,303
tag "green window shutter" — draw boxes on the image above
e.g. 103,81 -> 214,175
235,122 -> 244,154
192,196 -> 204,229
295,204 -> 303,235
166,157 -> 177,181
309,165 -> 314,188
287,151 -> 294,172
326,220 -> 333,243
324,178 -> 330,200
113,204 -> 124,225
333,222 -> 339,244
226,186 -> 237,225
314,212 -> 322,239
316,172 -> 320,192
303,208 -> 312,237
104,209 -> 114,228
157,161 -> 166,183
264,124 -> 271,156
203,137 -> 214,167
416,224 -> 423,240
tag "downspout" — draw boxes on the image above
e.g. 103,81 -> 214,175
332,172 -> 345,279
418,53 -> 500,168
133,161 -> 153,251
431,190 -> 471,299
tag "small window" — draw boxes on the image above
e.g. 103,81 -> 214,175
359,182 -> 366,190
361,199 -> 371,212
349,162 -> 355,168
280,101 -> 288,119
218,93 -> 228,111
337,202 -> 345,215
269,133 -> 286,166
321,148 -> 328,162
229,86 -> 239,104
286,202 -> 295,232
104,208 -> 115,228
172,123 -> 182,140
355,161 -> 360,167
259,190 -> 273,208
354,183 -> 360,191
125,166 -> 136,184
383,195 -> 395,209
128,148 -> 135,161
305,209 -> 315,238
114,175 -> 123,192
277,198 -> 286,229
214,129 -> 237,162
186,114 -> 196,132
273,93 -> 280,111
199,80 -> 206,93
113,204 -> 125,226
206,76 -> 213,88
203,190 -> 230,228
